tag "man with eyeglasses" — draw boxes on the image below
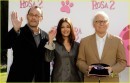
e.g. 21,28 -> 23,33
76,11 -> 126,82
4,6 -> 50,82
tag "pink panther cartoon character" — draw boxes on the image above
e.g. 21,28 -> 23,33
120,25 -> 130,67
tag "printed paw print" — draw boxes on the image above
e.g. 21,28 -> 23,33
120,25 -> 130,66
60,0 -> 74,13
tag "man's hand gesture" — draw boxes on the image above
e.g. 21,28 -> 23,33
11,11 -> 23,32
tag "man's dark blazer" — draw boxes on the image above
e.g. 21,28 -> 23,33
4,24 -> 50,82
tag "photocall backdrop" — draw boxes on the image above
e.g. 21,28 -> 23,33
7,0 -> 130,82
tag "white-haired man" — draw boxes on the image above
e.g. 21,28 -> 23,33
76,11 -> 126,82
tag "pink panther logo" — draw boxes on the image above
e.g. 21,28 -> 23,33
120,25 -> 130,67
73,27 -> 82,41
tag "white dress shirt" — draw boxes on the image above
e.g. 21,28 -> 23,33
96,33 -> 107,59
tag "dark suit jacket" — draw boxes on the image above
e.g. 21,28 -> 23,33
5,24 -> 50,82
77,33 -> 127,82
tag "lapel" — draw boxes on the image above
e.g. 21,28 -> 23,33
90,33 -> 113,61
91,34 -> 100,60
22,24 -> 37,48
22,25 -> 48,48
101,34 -> 112,60
38,29 -> 48,48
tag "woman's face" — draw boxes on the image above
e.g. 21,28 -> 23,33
61,22 -> 71,38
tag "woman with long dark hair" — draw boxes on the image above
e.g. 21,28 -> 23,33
45,17 -> 82,82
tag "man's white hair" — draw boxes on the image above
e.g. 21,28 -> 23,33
93,11 -> 109,23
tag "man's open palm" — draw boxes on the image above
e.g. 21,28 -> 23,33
11,11 -> 23,32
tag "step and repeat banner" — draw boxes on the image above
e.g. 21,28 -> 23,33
8,0 -> 129,82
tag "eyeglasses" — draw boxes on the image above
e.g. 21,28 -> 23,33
28,13 -> 42,18
95,20 -> 108,24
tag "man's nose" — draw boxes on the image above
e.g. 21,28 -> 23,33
100,21 -> 104,25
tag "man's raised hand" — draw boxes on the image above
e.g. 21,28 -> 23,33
11,11 -> 23,32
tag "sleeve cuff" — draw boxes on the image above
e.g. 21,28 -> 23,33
44,42 -> 55,50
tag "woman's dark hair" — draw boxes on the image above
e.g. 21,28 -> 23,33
56,17 -> 75,46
